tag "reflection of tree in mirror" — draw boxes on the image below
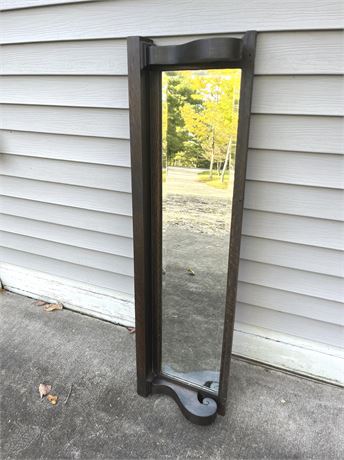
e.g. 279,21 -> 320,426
161,69 -> 242,388
162,69 -> 241,187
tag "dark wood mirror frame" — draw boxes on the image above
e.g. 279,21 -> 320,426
127,31 -> 256,425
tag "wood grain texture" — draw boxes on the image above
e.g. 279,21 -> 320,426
1,0 -> 93,10
0,104 -> 130,138
246,150 -> 344,188
0,154 -> 132,192
1,175 -> 343,221
0,0 -> 343,358
2,106 -> 342,154
0,246 -> 135,294
0,76 -> 129,108
1,0 -> 342,44
4,138 -> 342,189
1,31 -> 342,75
235,302 -> 343,348
0,176 -> 133,215
252,76 -> 344,116
2,75 -> 343,117
1,195 -> 342,251
249,115 -> 344,154
0,195 -> 133,237
244,181 -> 344,221
0,130 -> 131,166
0,39 -> 128,75
237,282 -> 344,326
0,230 -> 134,276
0,214 -> 133,258
238,260 -> 343,303
240,235 -> 343,277
242,210 -> 344,251
254,31 -> 344,75
1,236 -> 342,303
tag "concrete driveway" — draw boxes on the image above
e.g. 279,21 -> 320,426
1,290 -> 343,459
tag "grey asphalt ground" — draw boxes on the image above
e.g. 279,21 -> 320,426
1,289 -> 343,459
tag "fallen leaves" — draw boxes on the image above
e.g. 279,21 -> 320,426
47,394 -> 58,405
43,303 -> 63,312
186,267 -> 195,276
38,383 -> 58,406
35,300 -> 47,306
127,327 -> 136,334
38,383 -> 51,398
34,299 -> 64,311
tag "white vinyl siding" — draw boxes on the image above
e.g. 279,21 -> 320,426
0,0 -> 343,367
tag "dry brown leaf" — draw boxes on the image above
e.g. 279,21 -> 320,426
38,383 -> 52,398
127,327 -> 136,334
43,303 -> 63,312
47,394 -> 58,405
35,300 -> 47,306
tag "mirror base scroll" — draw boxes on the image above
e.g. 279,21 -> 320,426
151,377 -> 218,425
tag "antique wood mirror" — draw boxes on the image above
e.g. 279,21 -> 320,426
127,32 -> 256,425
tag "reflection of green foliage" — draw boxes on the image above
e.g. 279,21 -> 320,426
162,69 -> 241,172
198,171 -> 231,189
165,72 -> 201,165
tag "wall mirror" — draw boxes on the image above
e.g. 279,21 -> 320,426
161,68 -> 241,393
128,32 -> 256,425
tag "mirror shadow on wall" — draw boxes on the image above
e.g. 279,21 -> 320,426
161,68 -> 242,394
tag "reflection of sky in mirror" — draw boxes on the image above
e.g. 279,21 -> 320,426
161,69 -> 242,393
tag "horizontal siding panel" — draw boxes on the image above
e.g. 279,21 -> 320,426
1,0 -> 341,44
0,104 -> 130,138
3,196 -> 343,251
0,76 -> 129,108
2,106 -> 342,154
3,147 -> 342,191
0,195 -> 133,237
237,282 -> 344,326
249,115 -> 344,154
0,230 -> 134,276
1,215 -> 340,277
247,150 -> 344,188
0,130 -> 131,166
1,248 -> 342,330
1,31 -> 342,75
239,260 -> 343,303
1,176 -> 342,221
236,302 -> 343,348
0,246 -> 134,294
252,76 -> 344,116
0,176 -> 133,215
241,236 -> 343,277
245,182 -> 344,221
242,211 -> 344,251
2,76 -> 343,117
0,214 -> 133,258
0,40 -> 128,75
254,31 -> 343,75
0,154 -> 132,192
1,0 -> 93,10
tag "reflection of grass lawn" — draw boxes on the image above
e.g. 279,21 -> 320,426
198,171 -> 231,189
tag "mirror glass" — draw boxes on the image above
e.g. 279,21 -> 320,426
161,69 -> 242,393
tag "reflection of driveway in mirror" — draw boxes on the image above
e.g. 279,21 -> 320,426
163,166 -> 232,236
162,166 -> 232,386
